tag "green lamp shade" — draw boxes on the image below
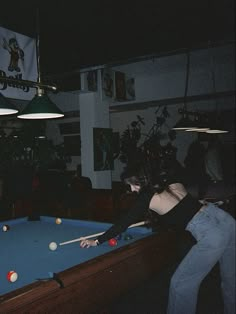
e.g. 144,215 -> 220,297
17,93 -> 64,119
0,92 -> 19,115
172,115 -> 196,130
206,129 -> 229,134
206,115 -> 229,134
185,115 -> 209,132
185,128 -> 209,132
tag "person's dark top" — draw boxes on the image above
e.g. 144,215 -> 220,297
156,194 -> 202,230
97,191 -> 152,244
97,191 -> 201,244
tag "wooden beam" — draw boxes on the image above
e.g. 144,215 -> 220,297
110,90 -> 235,113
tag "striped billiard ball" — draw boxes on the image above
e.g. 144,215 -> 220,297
7,270 -> 18,282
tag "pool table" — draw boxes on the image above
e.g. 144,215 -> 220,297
0,216 -> 177,313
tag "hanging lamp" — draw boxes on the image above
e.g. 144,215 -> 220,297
185,113 -> 209,132
0,92 -> 18,115
18,87 -> 64,119
172,50 -> 196,131
17,8 -> 64,120
206,114 -> 228,133
10,128 -> 21,138
172,112 -> 195,130
205,41 -> 228,134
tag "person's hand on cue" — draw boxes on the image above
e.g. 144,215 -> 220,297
80,238 -> 99,248
79,221 -> 145,249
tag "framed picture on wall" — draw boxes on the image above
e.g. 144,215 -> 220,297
112,132 -> 120,158
115,71 -> 126,101
87,70 -> 97,91
93,128 -> 114,171
102,68 -> 114,99
126,77 -> 135,100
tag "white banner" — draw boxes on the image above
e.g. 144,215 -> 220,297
0,26 -> 37,100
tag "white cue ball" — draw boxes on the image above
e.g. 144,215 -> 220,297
49,242 -> 58,251
55,218 -> 62,224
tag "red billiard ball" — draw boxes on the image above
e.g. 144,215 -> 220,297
108,238 -> 117,247
2,225 -> 10,232
7,270 -> 18,282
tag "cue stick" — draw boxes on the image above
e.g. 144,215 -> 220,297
59,220 -> 146,246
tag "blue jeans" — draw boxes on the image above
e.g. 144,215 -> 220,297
167,203 -> 235,314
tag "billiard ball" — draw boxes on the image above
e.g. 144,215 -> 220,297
2,225 -> 10,232
108,238 -> 117,246
55,218 -> 62,224
124,234 -> 133,240
49,242 -> 58,251
7,270 -> 18,282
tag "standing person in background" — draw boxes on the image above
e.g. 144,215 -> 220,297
80,161 -> 235,314
204,135 -> 223,183
202,135 -> 235,217
66,165 -> 92,218
184,138 -> 208,198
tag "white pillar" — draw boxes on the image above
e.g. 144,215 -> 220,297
79,70 -> 112,189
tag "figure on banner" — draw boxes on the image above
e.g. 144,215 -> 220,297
94,128 -> 113,171
2,37 -> 24,72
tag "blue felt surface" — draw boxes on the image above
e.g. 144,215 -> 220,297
0,217 -> 152,295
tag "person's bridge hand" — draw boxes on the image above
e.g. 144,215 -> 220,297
80,239 -> 98,248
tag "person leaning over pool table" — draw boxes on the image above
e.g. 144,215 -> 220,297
80,162 -> 235,314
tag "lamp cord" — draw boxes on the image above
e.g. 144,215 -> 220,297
208,41 -> 219,115
183,50 -> 190,111
36,7 -> 41,85
208,42 -> 217,98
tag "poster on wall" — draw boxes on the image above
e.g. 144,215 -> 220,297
126,77 -> 135,100
115,71 -> 126,101
87,70 -> 97,91
102,68 -> 114,99
93,128 -> 114,171
0,26 -> 37,100
112,131 -> 120,159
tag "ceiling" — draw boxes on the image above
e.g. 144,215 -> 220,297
1,0 -> 235,82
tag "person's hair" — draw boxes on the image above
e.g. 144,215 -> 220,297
121,162 -> 167,194
121,165 -> 150,188
121,159 -> 185,194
